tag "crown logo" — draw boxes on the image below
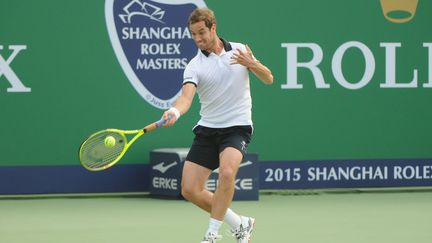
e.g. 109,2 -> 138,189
119,0 -> 165,24
380,0 -> 418,23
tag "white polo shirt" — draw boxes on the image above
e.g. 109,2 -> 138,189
183,39 -> 252,128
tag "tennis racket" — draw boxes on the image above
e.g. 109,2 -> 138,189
79,118 -> 167,171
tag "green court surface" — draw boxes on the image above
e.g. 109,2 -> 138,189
1,190 -> 431,243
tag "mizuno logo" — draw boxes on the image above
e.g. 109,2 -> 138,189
240,140 -> 247,151
152,161 -> 178,174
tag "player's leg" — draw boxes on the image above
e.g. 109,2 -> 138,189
215,147 -> 255,243
182,161 -> 224,243
210,147 -> 242,220
218,127 -> 255,243
181,125 -> 218,212
181,160 -> 213,212
182,125 -> 253,242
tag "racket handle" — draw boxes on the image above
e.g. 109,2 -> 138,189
155,117 -> 167,127
143,115 -> 171,133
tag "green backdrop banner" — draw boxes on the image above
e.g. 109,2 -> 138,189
1,0 -> 431,166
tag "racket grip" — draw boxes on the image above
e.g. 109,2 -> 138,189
155,117 -> 167,127
143,115 -> 171,133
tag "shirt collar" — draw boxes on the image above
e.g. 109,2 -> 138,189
201,38 -> 232,57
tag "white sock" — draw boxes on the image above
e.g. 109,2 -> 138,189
206,218 -> 223,235
224,208 -> 242,229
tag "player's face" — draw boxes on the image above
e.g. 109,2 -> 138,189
189,21 -> 216,51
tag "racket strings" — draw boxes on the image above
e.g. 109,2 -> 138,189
80,131 -> 126,169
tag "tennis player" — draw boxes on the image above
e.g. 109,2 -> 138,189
162,7 -> 273,243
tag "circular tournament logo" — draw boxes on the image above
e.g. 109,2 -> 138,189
105,0 -> 206,109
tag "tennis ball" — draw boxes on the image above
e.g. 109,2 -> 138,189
104,136 -> 116,148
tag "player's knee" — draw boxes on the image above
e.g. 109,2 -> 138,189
181,183 -> 195,200
218,167 -> 236,184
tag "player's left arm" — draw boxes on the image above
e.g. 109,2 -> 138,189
231,44 -> 273,85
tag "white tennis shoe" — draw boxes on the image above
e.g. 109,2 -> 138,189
231,216 -> 255,243
200,232 -> 222,243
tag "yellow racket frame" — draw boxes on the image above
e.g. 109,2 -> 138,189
79,118 -> 166,171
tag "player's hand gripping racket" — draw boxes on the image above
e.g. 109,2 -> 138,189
79,118 -> 167,171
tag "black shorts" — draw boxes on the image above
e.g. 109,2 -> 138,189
185,125 -> 253,170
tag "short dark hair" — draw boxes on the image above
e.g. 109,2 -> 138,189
188,8 -> 216,29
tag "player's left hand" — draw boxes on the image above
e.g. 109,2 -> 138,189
230,45 -> 256,69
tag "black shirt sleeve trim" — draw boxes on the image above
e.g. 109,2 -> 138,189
183,81 -> 197,87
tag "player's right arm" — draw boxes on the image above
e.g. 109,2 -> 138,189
163,83 -> 196,126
